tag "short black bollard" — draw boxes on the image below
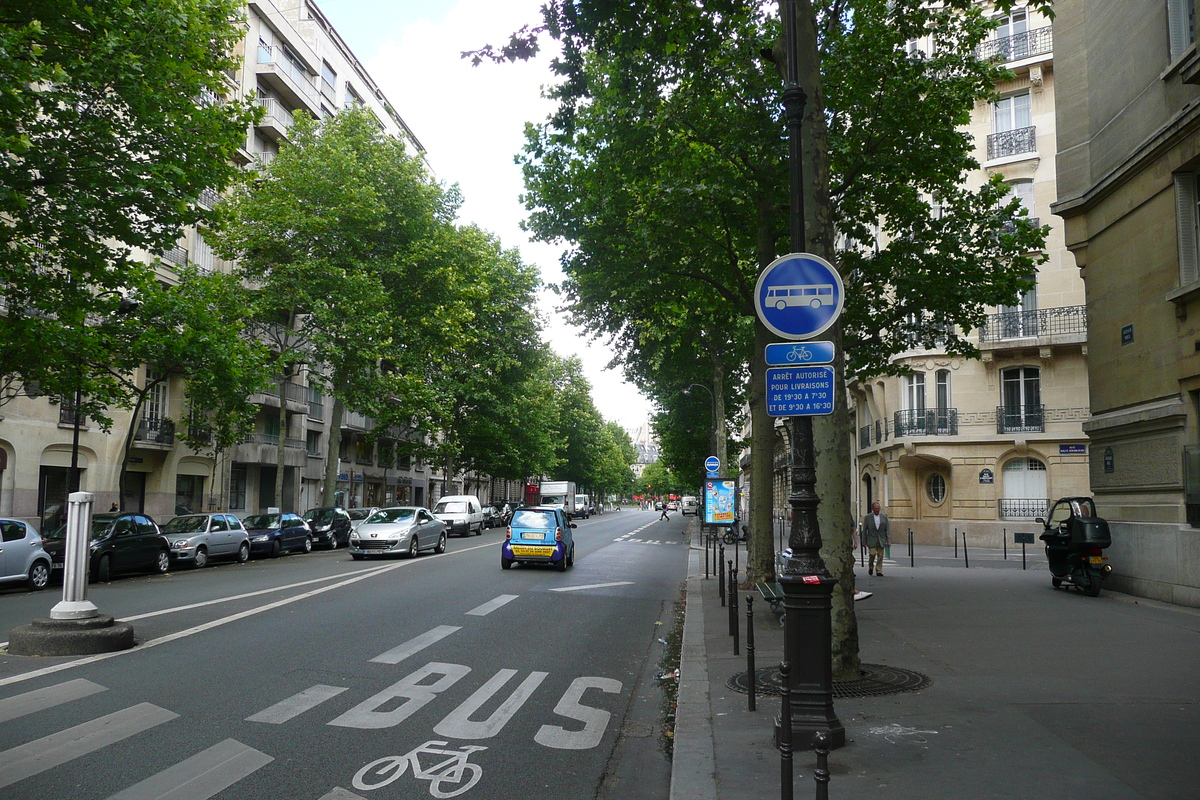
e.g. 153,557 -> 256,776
779,661 -> 793,800
1022,540 -> 1027,570
813,731 -> 831,800
909,528 -> 914,568
746,595 -> 756,712
1003,527 -> 1007,560
963,532 -> 970,568
719,544 -> 726,606
705,531 -> 710,578
954,526 -> 959,558
729,563 -> 738,644
860,540 -> 865,568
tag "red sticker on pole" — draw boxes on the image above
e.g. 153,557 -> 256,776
802,575 -> 821,584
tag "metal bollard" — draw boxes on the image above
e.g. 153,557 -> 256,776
909,528 -> 914,568
728,562 -> 737,640
779,661 -> 793,800
705,531 -> 710,578
813,731 -> 831,800
719,544 -> 726,606
954,526 -> 959,558
1022,540 -> 1027,570
746,595 -> 756,712
1003,527 -> 1007,560
963,532 -> 970,568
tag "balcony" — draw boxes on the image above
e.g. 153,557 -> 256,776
894,408 -> 959,437
160,245 -> 189,266
999,498 -> 1049,519
231,431 -> 305,467
978,305 -> 1087,347
977,26 -> 1053,63
197,188 -> 220,209
134,417 -> 175,447
308,399 -> 324,420
997,404 -> 1045,434
257,97 -> 294,141
342,409 -> 377,431
255,44 -> 319,114
987,126 -> 1036,161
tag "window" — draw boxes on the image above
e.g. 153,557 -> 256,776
321,61 -> 336,100
264,412 -> 281,439
927,474 -> 946,504
904,373 -> 926,412
144,370 -> 167,428
1175,172 -> 1200,286
935,370 -> 952,431
993,92 -> 1031,134
1000,275 -> 1039,338
1004,180 -> 1036,220
1000,458 -> 1048,518
306,430 -> 321,456
193,233 -> 215,273
995,8 -> 1027,41
1169,0 -> 1197,61
999,367 -> 1043,432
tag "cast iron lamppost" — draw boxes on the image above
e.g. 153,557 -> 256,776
775,0 -> 845,749
684,383 -> 718,464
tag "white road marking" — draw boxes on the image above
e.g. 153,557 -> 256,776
0,703 -> 178,789
329,663 -> 471,730
434,670 -> 547,739
534,677 -> 623,750
0,678 -> 106,723
465,594 -> 518,616
105,738 -> 272,800
317,789 -> 367,800
549,582 -> 635,593
246,684 -> 348,724
0,542 -> 498,689
370,625 -> 462,665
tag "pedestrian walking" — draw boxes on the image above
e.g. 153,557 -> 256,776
862,501 -> 890,576
660,503 -> 670,521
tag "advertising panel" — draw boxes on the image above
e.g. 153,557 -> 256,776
704,480 -> 736,525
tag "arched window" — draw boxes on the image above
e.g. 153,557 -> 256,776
1000,458 -> 1047,518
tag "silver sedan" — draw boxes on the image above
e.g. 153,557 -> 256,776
348,507 -> 447,560
161,513 -> 251,568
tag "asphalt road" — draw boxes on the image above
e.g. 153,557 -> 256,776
0,508 -> 691,800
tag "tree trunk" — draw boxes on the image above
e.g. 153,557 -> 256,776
746,318 -> 777,586
117,389 -> 151,513
275,375 -> 287,512
323,398 -> 345,506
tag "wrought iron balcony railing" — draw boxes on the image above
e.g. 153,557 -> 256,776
978,305 -> 1087,343
999,498 -> 1049,519
996,404 -> 1045,433
241,432 -> 279,446
987,126 -> 1037,160
161,245 -> 189,266
135,417 -> 175,445
894,408 -> 959,437
977,26 -> 1053,63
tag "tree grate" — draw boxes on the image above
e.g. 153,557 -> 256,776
726,663 -> 932,699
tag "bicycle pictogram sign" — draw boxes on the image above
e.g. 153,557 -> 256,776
353,740 -> 487,798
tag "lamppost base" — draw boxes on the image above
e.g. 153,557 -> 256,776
7,615 -> 135,656
775,571 -> 846,750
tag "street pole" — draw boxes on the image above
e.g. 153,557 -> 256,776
775,0 -> 845,750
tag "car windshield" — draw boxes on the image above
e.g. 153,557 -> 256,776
243,514 -> 280,530
303,509 -> 335,523
435,502 -> 468,514
163,516 -> 208,534
511,510 -> 556,529
347,509 -> 372,521
366,508 -> 415,524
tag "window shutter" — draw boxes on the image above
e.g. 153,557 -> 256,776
1176,173 -> 1199,286
1169,0 -> 1195,61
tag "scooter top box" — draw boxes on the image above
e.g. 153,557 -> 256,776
1068,516 -> 1112,548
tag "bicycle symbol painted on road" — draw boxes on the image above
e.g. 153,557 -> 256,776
353,740 -> 487,798
785,345 -> 814,362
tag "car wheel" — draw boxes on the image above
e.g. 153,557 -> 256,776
302,536 -> 313,554
96,555 -> 111,583
327,534 -> 338,551
1051,577 -> 1063,588
271,540 -> 282,559
194,547 -> 208,569
27,560 -> 50,591
557,550 -> 568,572
501,555 -> 512,570
475,523 -> 482,536
567,544 -> 575,567
236,542 -> 250,564
154,549 -> 170,574
407,536 -> 419,559
435,532 -> 447,554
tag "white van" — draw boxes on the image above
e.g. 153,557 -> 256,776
680,496 -> 699,516
574,494 -> 591,519
433,495 -> 485,537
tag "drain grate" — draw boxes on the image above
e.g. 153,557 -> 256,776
726,663 -> 932,699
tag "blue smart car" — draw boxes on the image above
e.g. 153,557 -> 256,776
501,507 -> 576,572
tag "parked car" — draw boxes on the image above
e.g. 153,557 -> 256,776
501,507 -> 576,572
41,512 -> 170,582
0,518 -> 52,591
241,513 -> 312,558
348,507 -> 447,560
161,514 -> 250,568
302,506 -> 353,550
680,496 -> 699,516
483,505 -> 506,529
346,506 -> 379,533
433,495 -> 486,537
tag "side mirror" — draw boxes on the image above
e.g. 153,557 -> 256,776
569,523 -> 578,529
1035,517 -> 1045,526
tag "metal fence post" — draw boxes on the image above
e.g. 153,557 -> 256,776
705,530 -> 710,578
719,543 -> 726,606
813,730 -> 831,800
909,529 -> 914,568
729,563 -> 738,645
779,661 -> 793,800
1003,527 -> 1007,560
954,526 -> 959,558
746,595 -> 756,712
963,532 -> 970,568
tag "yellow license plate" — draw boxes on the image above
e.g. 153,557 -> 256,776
522,533 -> 546,540
1089,556 -> 1105,564
511,545 -> 555,557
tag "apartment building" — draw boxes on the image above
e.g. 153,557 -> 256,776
1051,1 -> 1200,606
849,3 -> 1092,546
0,1 -> 487,530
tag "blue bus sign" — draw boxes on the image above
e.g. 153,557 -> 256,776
765,341 -> 835,366
754,253 -> 845,340
704,456 -> 721,475
766,366 -> 835,416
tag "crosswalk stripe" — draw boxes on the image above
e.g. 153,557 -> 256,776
0,702 -> 178,789
369,625 -> 462,665
104,738 -> 272,800
465,594 -> 519,617
0,678 -> 106,724
246,684 -> 348,724
317,788 -> 367,800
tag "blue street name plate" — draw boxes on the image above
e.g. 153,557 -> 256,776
765,341 -> 835,366
766,366 -> 835,416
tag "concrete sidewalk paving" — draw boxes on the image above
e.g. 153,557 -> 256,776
672,526 -> 1200,800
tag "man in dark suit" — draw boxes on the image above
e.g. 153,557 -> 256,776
862,501 -> 890,576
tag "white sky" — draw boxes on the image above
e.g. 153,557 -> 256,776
316,0 -> 654,432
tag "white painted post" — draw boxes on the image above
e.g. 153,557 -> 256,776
50,491 -> 99,620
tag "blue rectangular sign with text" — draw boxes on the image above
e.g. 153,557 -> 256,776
766,366 -> 835,416
765,341 -> 835,366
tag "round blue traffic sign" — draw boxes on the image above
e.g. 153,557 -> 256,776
753,253 -> 844,340
704,456 -> 721,474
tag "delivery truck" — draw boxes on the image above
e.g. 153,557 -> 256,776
539,480 -> 578,519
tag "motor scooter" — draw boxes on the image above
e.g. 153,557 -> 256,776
722,524 -> 749,545
1037,496 -> 1113,597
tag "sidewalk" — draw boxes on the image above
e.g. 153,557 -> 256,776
672,526 -> 1200,800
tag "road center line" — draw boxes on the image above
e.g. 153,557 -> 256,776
465,594 -> 519,616
549,582 -> 635,593
370,625 -> 462,664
